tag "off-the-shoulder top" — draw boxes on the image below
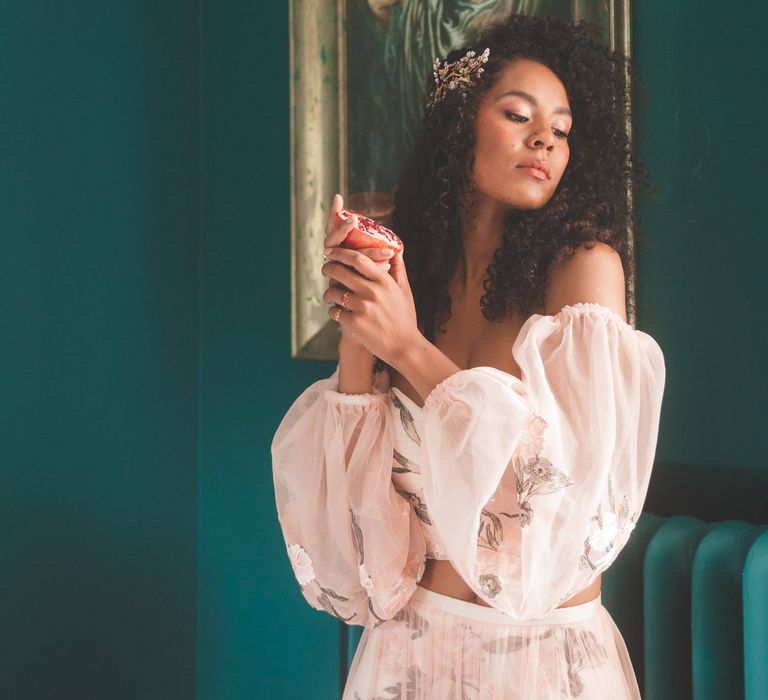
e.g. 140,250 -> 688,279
388,385 -> 450,561
271,302 -> 666,627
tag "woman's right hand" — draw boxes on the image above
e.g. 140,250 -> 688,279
324,193 -> 394,352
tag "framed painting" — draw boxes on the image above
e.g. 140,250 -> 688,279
289,0 -> 633,360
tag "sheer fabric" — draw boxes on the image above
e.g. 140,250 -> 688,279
271,363 -> 426,628
420,302 -> 666,618
343,587 -> 641,699
271,302 -> 665,627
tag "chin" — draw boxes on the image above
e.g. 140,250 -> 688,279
503,194 -> 553,211
487,184 -> 555,211
473,182 -> 556,212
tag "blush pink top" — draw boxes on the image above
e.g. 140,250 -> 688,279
271,302 -> 666,627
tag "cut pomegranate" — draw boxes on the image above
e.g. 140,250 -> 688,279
336,208 -> 404,253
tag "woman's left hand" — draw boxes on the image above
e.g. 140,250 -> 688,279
322,246 -> 419,367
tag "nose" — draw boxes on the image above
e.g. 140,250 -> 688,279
527,128 -> 554,151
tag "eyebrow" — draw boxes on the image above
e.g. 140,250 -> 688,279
496,89 -> 572,118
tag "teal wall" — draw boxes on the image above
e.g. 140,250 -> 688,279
1,1 -> 765,699
0,3 -> 198,699
195,2 -> 345,699
633,2 -> 768,521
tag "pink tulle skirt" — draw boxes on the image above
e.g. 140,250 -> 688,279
343,586 -> 640,699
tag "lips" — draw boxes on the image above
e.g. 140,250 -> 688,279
515,158 -> 550,180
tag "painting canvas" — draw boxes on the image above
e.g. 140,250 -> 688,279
289,0 -> 631,359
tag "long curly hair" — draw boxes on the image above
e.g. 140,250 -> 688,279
388,13 -> 652,347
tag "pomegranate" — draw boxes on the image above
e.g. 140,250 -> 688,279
336,208 -> 404,253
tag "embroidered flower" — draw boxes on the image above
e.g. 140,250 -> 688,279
517,414 -> 547,461
513,448 -> 574,529
479,573 -> 502,598
524,457 -> 555,485
587,512 -> 619,552
287,543 -> 315,586
579,475 -> 636,571
359,562 -> 374,591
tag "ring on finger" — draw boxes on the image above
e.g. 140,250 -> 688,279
340,290 -> 350,308
333,306 -> 342,322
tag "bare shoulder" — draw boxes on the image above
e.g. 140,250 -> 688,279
544,241 -> 627,321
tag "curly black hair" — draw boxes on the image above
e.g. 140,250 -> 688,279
388,12 -> 652,346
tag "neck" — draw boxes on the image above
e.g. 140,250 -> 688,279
456,196 -> 509,293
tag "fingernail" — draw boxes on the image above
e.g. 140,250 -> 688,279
324,247 -> 333,256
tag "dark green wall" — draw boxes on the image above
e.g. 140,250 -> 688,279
2,1 -> 766,699
1,3 -> 198,699
633,2 -> 768,520
195,2 -> 345,699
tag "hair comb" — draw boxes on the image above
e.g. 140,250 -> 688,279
427,47 -> 491,109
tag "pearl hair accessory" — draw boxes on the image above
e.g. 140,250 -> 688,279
427,47 -> 491,109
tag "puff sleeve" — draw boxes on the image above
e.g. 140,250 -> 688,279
271,364 -> 427,628
419,302 -> 666,620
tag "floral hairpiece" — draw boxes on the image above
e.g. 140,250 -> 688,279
427,47 -> 491,109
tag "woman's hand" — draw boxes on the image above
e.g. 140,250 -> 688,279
323,193 -> 396,352
321,243 -> 419,368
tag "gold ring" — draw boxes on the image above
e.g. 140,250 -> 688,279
333,307 -> 341,322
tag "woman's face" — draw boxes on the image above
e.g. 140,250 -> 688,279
470,58 -> 572,211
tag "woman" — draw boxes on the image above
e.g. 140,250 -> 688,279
272,13 -> 665,698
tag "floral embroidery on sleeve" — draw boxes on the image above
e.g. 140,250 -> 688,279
287,543 -> 315,585
286,543 -> 357,623
513,455 -> 574,528
511,412 -> 574,527
349,508 -> 388,626
578,473 -> 635,571
518,413 -> 547,457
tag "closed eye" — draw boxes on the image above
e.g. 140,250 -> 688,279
504,111 -> 570,139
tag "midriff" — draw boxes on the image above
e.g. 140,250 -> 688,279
418,559 -> 602,608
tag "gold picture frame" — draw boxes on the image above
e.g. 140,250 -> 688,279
289,0 -> 634,360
